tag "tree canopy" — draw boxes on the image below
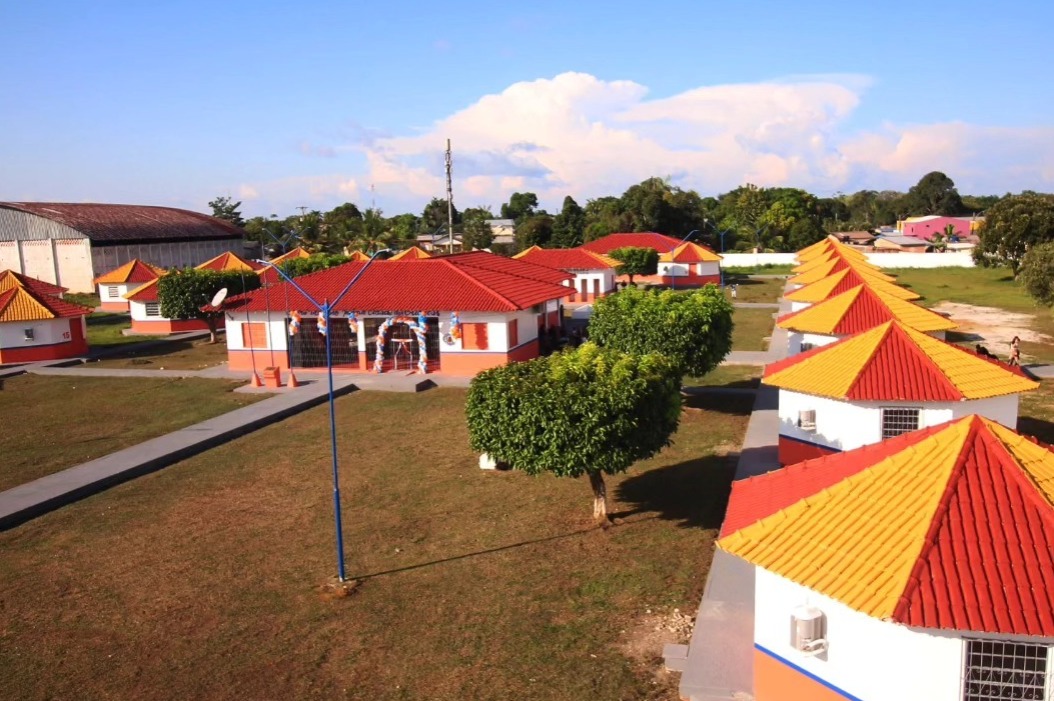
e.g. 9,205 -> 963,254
905,171 -> 965,216
588,286 -> 734,378
460,207 -> 495,250
1018,242 -> 1054,308
279,253 -> 350,278
157,269 -> 261,343
551,196 -> 586,248
208,196 -> 245,228
974,193 -> 1054,271
465,343 -> 682,520
608,246 -> 659,284
500,192 -> 539,223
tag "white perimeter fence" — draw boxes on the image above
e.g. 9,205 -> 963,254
720,251 -> 975,269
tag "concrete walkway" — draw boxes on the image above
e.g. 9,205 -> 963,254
732,302 -> 780,309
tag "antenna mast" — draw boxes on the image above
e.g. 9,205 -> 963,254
445,138 -> 454,254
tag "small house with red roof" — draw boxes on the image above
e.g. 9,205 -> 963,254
93,259 -> 166,311
222,251 -> 570,376
656,242 -> 722,286
513,246 -> 617,302
0,271 -> 93,363
258,247 -> 311,286
388,246 -> 432,261
719,415 -> 1054,701
125,251 -> 262,334
778,284 -> 956,354
785,268 -> 920,312
581,232 -> 686,286
764,321 -> 1036,464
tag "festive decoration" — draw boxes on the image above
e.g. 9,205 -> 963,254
450,312 -> 462,340
289,310 -> 301,335
374,314 -> 430,374
317,310 -> 327,336
348,312 -> 359,334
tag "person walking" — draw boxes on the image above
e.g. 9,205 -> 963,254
730,284 -> 738,300
1009,336 -> 1021,366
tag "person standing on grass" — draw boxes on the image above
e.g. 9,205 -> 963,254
1009,336 -> 1021,366
731,284 -> 738,300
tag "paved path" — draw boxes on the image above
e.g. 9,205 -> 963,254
28,366 -> 210,379
733,302 -> 780,309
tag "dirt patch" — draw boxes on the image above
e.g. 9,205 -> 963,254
620,607 -> 696,698
932,302 -> 1052,347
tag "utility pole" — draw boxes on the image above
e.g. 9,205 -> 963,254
445,138 -> 454,254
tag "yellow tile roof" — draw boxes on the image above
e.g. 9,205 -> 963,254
777,285 -> 957,334
92,259 -> 167,284
784,268 -> 920,303
390,246 -> 432,260
719,419 -> 973,619
0,287 -> 54,321
763,321 -> 1037,400
789,258 -> 896,286
796,238 -> 867,263
270,247 -> 312,265
658,241 -> 722,263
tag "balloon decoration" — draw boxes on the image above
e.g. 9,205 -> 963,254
347,312 -> 359,334
317,310 -> 327,336
450,312 -> 462,340
289,310 -> 301,335
374,314 -> 429,374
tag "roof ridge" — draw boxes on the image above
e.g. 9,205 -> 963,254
867,322 -> 965,400
984,419 -> 1054,513
892,417 -> 978,623
437,258 -> 522,311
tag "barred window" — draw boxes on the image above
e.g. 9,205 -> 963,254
963,639 -> 1050,700
144,302 -> 161,317
881,407 -> 919,439
107,286 -> 119,297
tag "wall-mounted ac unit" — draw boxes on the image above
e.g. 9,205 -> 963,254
791,605 -> 827,656
798,410 -> 816,432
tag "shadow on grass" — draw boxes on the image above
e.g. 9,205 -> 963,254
90,337 -> 218,361
613,455 -> 737,529
1017,415 -> 1054,445
682,392 -> 755,415
723,274 -> 767,287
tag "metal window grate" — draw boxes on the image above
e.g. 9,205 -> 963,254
107,286 -> 119,297
144,302 -> 161,317
881,407 -> 920,439
963,639 -> 1049,700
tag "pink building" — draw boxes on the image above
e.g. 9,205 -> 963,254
900,216 -> 979,241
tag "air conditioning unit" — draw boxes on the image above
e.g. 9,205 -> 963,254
791,606 -> 828,656
798,410 -> 817,432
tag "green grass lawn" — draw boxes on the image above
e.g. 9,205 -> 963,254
722,264 -> 795,275
1016,379 -> 1054,445
0,388 -> 750,701
64,292 -> 100,308
732,307 -> 775,351
84,311 -> 159,349
0,374 -> 263,491
88,337 -> 230,370
723,275 -> 785,304
683,364 -> 762,388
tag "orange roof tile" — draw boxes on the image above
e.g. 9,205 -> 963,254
658,241 -> 722,263
777,285 -> 956,335
269,247 -> 312,265
784,268 -> 920,303
346,250 -> 371,262
796,237 -> 867,263
763,321 -> 1037,401
719,415 -> 1054,636
0,270 -> 68,297
196,251 -> 263,272
789,256 -> 894,286
93,259 -> 166,284
0,285 -> 92,322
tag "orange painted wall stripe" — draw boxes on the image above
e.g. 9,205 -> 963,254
754,646 -> 862,701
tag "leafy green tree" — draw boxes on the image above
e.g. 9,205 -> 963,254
588,286 -> 733,378
905,171 -> 965,216
322,203 -> 364,246
461,207 -> 495,250
465,343 -> 682,521
551,196 -> 586,248
608,246 -> 659,285
280,253 -> 350,278
515,214 -> 554,250
583,196 -> 631,241
284,210 -> 328,252
158,269 -> 261,343
208,196 -> 245,228
386,213 -> 420,247
500,192 -> 539,223
244,215 -> 286,248
1019,242 -> 1054,308
422,197 -> 460,234
974,193 -> 1054,271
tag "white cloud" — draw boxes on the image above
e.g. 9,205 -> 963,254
237,72 -> 1054,215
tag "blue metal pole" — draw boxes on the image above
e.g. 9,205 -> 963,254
323,300 -> 347,581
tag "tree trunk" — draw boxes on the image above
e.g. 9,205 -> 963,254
588,471 -> 609,522
206,316 -> 218,344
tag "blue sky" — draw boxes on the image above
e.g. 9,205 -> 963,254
2,0 -> 1052,217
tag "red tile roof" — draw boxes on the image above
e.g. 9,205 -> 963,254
126,251 -> 262,302
0,270 -> 68,297
225,251 -> 572,314
0,285 -> 93,322
0,203 -> 245,242
720,415 -> 1054,637
580,232 -> 683,254
513,246 -> 616,270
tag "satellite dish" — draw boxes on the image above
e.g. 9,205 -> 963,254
211,287 -> 229,307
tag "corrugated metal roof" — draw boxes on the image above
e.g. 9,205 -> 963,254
777,285 -> 956,335
719,415 -> 1054,636
92,259 -> 166,285
580,232 -> 682,254
763,321 -> 1036,400
0,203 -> 245,242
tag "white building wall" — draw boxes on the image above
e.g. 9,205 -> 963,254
778,389 -> 1021,451
0,240 -> 20,271
54,239 -> 94,292
754,567 -> 966,701
0,318 -> 72,350
786,331 -> 842,355
98,282 -> 135,305
128,299 -> 173,324
225,314 -> 287,352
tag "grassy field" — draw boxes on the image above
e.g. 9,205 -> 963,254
0,388 -> 750,701
890,267 -> 1054,363
722,264 -> 794,275
0,374 -> 262,491
732,307 -> 774,351
1017,379 -> 1054,445
64,292 -> 100,308
684,364 -> 761,388
723,275 -> 785,304
84,312 -> 158,349
89,337 -> 230,370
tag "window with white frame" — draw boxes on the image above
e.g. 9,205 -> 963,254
881,407 -> 920,439
963,639 -> 1050,700
144,302 -> 161,317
